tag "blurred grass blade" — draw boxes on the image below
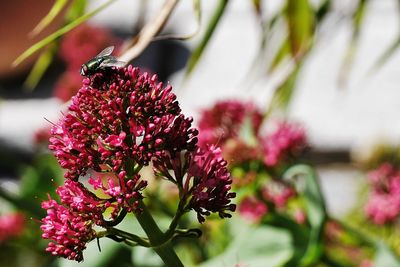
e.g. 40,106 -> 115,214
266,63 -> 301,116
30,0 -> 68,36
185,0 -> 229,78
284,0 -> 314,60
269,38 -> 291,73
24,44 -> 56,90
13,0 -> 117,67
193,0 -> 201,23
251,0 -> 262,17
371,34 -> 400,72
338,0 -> 369,87
65,0 -> 87,20
315,0 -> 332,22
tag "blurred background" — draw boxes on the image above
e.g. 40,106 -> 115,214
1,0 -> 400,266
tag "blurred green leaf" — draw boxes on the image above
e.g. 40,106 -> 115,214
199,220 -> 293,267
251,0 -> 262,16
371,34 -> 400,72
13,0 -> 117,67
19,153 -> 63,200
30,0 -> 68,36
284,0 -> 314,59
65,0 -> 87,21
283,164 -> 327,266
315,0 -> 332,22
339,0 -> 369,86
374,241 -> 400,267
185,0 -> 229,78
266,63 -> 301,115
269,38 -> 291,72
23,44 -> 56,90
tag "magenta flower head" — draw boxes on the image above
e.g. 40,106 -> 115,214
364,163 -> 400,224
197,100 -> 263,147
43,65 -> 235,262
261,121 -> 307,167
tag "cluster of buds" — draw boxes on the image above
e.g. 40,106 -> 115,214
197,100 -> 307,223
41,66 -> 235,261
364,163 -> 400,224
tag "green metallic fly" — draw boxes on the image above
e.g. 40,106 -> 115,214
80,46 -> 125,77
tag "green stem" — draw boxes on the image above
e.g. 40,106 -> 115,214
135,199 -> 184,267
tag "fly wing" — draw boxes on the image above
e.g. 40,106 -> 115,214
95,46 -> 115,58
99,57 -> 126,68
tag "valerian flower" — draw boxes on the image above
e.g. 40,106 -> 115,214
43,65 -> 235,261
197,100 -> 263,148
261,122 -> 307,167
364,163 -> 400,224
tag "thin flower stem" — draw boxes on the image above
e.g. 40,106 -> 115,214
107,227 -> 151,247
118,0 -> 179,63
135,199 -> 184,267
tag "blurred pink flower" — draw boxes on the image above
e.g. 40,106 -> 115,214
0,213 -> 25,244
59,24 -> 121,70
197,100 -> 263,148
261,122 -> 307,167
365,163 -> 400,224
53,70 -> 83,102
239,196 -> 268,223
262,180 -> 296,208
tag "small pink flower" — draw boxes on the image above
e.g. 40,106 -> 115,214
261,122 -> 307,167
262,180 -> 296,208
186,145 -> 236,223
0,213 -> 25,243
41,195 -> 96,262
293,209 -> 306,224
197,100 -> 263,148
239,196 -> 268,223
364,163 -> 400,224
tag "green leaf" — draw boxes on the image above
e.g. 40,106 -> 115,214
13,0 -> 117,67
185,0 -> 229,78
284,0 -> 314,59
30,0 -> 68,36
23,44 -> 56,90
283,164 -> 327,266
199,220 -> 293,267
371,34 -> 400,72
339,0 -> 369,86
251,0 -> 262,16
374,241 -> 400,267
266,63 -> 301,115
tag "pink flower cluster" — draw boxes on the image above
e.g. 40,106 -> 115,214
262,122 -> 306,167
54,24 -> 121,102
365,163 -> 400,224
43,66 -> 235,261
0,213 -> 25,244
197,100 -> 307,168
198,100 -> 263,148
198,100 -> 307,223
